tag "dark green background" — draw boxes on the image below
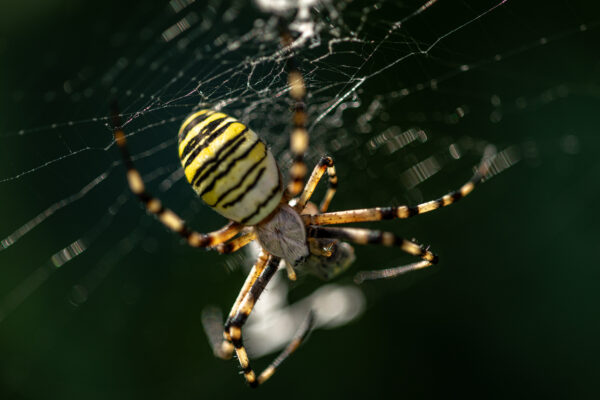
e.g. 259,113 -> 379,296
1,1 -> 599,399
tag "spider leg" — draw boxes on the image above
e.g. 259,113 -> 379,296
307,226 -> 437,263
111,105 -> 242,247
295,156 -> 338,213
280,23 -> 308,198
308,237 -> 334,257
227,254 -> 279,386
224,251 -> 269,330
254,310 -> 315,385
302,152 -> 494,226
319,160 -> 338,213
227,254 -> 311,387
201,306 -> 231,359
216,231 -> 257,254
353,260 -> 432,284
307,226 -> 438,283
202,250 -> 269,359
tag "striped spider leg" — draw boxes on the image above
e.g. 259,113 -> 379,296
219,254 -> 315,387
307,226 -> 437,284
280,21 -> 309,198
301,150 -> 493,227
301,151 -> 495,282
294,155 -> 338,213
110,104 -> 243,248
202,250 -> 270,360
216,229 -> 257,254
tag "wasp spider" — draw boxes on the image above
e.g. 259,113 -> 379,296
111,24 -> 493,388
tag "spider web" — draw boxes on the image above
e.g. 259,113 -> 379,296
0,0 -> 598,397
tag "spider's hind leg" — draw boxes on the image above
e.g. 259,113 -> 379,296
110,104 -> 242,248
353,260 -> 433,284
307,226 -> 438,283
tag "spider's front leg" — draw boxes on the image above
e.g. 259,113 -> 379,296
295,156 -> 338,213
302,149 -> 496,226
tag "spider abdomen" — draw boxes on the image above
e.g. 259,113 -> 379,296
178,110 -> 282,225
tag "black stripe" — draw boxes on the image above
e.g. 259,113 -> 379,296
229,256 -> 280,327
138,192 -> 152,204
318,156 -> 333,167
178,111 -> 214,142
294,102 -> 306,113
199,139 -> 263,196
380,207 -> 396,219
239,180 -> 282,224
393,236 -> 406,247
180,134 -> 202,162
179,226 -> 191,238
190,132 -> 248,187
213,153 -> 268,207
220,167 -> 266,209
307,226 -> 339,240
179,134 -> 202,161
309,227 -> 332,240
182,119 -> 234,167
116,137 -> 136,171
181,116 -> 228,162
287,56 -> 300,75
218,242 -> 234,254
451,191 -> 463,202
306,226 -> 321,238
407,206 -> 419,217
367,231 -> 382,244
181,117 -> 230,164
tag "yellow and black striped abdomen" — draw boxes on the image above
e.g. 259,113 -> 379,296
178,110 -> 282,225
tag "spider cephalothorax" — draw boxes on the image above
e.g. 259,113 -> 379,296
112,20 -> 493,389
254,204 -> 309,266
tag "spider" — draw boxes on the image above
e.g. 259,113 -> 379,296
110,23 -> 492,388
